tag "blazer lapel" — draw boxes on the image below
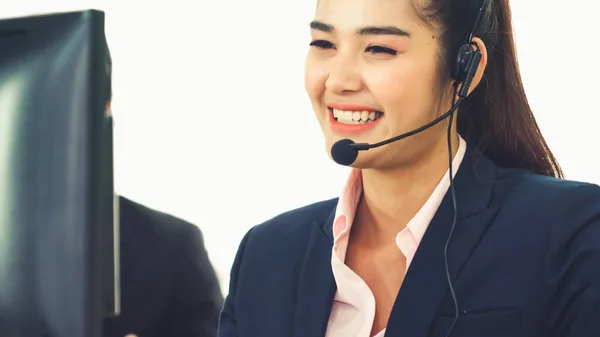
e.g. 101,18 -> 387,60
292,207 -> 337,337
385,149 -> 502,337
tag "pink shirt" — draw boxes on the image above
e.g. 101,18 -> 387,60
325,136 -> 467,337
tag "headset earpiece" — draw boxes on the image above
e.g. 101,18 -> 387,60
452,43 -> 476,81
455,43 -> 483,98
451,0 -> 490,95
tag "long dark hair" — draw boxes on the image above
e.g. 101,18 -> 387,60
418,0 -> 563,178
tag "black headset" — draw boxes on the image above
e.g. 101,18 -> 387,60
443,1 -> 490,336
330,6 -> 492,335
332,0 -> 490,162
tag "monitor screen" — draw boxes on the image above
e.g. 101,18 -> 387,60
0,9 -> 118,337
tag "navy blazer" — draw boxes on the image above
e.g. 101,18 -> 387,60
219,147 -> 600,337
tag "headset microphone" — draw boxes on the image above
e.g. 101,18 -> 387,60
330,41 -> 482,167
330,96 -> 465,166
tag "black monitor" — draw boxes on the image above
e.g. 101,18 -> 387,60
0,9 -> 118,337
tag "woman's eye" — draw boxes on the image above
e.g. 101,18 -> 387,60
365,45 -> 397,55
309,40 -> 335,50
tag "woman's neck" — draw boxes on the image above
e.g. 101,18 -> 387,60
353,135 -> 460,246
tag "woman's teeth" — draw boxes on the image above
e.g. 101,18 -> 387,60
332,109 -> 382,124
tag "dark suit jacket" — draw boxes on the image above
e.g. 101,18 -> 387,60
219,146 -> 600,337
103,197 -> 223,337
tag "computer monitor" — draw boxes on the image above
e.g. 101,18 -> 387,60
0,9 -> 118,337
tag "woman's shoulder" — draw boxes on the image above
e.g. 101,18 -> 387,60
230,198 -> 338,272
249,197 -> 338,239
508,171 -> 600,204
500,170 -> 600,226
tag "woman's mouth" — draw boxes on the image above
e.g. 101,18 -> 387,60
331,108 -> 383,124
327,107 -> 384,134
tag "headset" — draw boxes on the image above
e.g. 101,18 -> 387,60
444,1 -> 490,336
328,1 -> 491,336
330,0 -> 489,163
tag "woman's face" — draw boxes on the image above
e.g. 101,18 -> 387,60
305,0 -> 455,169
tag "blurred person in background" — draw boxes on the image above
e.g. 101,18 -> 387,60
105,197 -> 223,337
102,50 -> 223,337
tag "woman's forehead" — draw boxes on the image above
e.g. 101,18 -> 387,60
314,0 -> 425,29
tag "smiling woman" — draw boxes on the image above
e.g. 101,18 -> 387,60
218,1 -> 600,337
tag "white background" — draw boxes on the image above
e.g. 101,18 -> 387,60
2,0 -> 599,294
